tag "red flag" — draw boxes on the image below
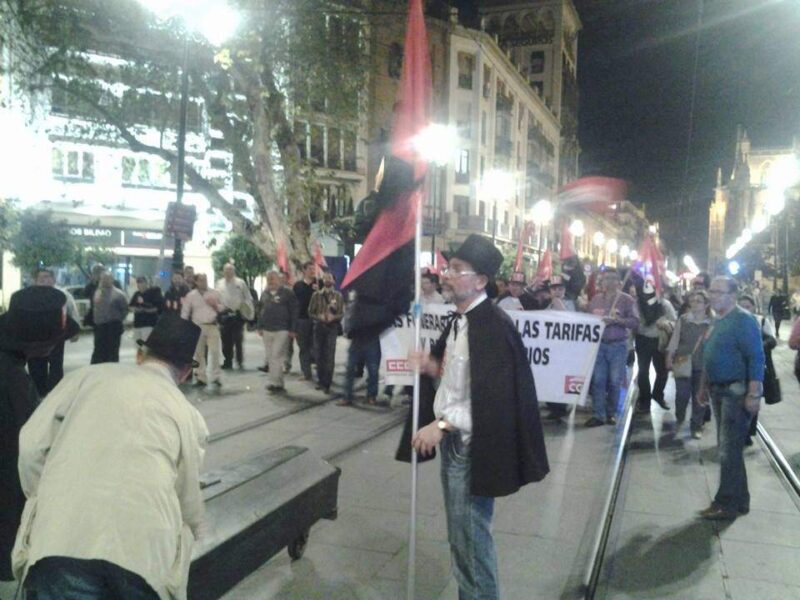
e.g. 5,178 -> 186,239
313,241 -> 328,278
559,221 -> 575,260
276,239 -> 289,276
557,177 -> 628,214
514,221 -> 534,272
536,249 -> 553,282
340,0 -> 431,334
341,0 -> 429,291
636,235 -> 665,295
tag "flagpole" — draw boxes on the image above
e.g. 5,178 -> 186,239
407,175 -> 426,600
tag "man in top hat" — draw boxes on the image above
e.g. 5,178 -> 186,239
12,314 -> 208,599
405,234 -> 549,599
0,286 -> 80,597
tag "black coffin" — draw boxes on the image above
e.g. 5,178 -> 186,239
188,446 -> 340,600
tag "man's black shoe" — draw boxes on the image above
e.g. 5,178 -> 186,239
584,416 -> 605,428
221,363 -> 232,370
267,385 -> 285,393
258,365 -> 269,373
544,412 -> 564,422
606,416 -> 617,425
193,380 -> 207,388
653,398 -> 670,410
212,380 -> 222,387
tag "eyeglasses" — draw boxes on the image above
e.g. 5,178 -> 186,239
708,289 -> 730,296
441,267 -> 477,278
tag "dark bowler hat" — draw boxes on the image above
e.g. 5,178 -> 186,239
447,234 -> 503,278
0,286 -> 80,353
137,313 -> 201,369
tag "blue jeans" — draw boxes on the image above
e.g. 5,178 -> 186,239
711,383 -> 753,512
440,433 -> 499,600
25,556 -> 158,599
345,336 -> 381,399
590,341 -> 628,420
675,370 -> 705,432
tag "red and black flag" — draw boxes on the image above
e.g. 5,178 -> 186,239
341,0 -> 430,335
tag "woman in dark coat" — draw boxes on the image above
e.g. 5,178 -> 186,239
0,287 -> 79,587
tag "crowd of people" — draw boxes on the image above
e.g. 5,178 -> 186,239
3,234 -> 800,599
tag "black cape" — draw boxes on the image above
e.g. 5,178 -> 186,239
396,298 -> 549,497
0,350 -> 39,580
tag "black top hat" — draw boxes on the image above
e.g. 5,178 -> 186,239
137,313 -> 201,368
448,234 -> 503,278
0,286 -> 80,353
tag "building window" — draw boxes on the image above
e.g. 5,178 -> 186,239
343,131 -> 357,171
479,201 -> 486,217
121,155 -> 173,188
388,43 -> 403,79
529,51 -> 545,75
480,156 -> 485,178
294,121 -> 308,161
328,127 -> 341,169
480,111 -> 487,145
455,150 -> 470,184
454,195 -> 470,219
310,125 -> 325,166
457,52 -> 474,89
483,65 -> 492,98
532,81 -> 544,96
51,148 -> 95,182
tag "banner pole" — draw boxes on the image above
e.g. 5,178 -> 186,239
407,175 -> 427,600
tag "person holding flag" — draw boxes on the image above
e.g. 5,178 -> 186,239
407,234 -> 549,599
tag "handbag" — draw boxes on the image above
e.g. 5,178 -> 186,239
764,351 -> 782,405
672,322 -> 706,379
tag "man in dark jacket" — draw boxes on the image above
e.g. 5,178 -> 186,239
0,286 -> 79,595
258,271 -> 298,392
406,234 -> 549,600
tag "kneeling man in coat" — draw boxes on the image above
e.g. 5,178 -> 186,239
405,234 -> 549,599
13,314 -> 208,600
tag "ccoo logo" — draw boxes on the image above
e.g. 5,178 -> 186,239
564,376 -> 584,395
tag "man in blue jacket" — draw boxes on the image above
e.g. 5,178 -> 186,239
699,276 -> 765,520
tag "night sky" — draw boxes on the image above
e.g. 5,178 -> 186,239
456,0 -> 800,262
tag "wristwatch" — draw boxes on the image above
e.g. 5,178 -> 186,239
437,418 -> 449,432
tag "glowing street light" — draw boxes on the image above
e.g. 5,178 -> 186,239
728,260 -> 741,276
606,238 -> 618,253
752,216 -> 768,234
531,199 -> 554,224
629,249 -> 638,262
683,254 -> 700,275
137,0 -> 240,44
569,219 -> 585,237
592,231 -> 605,247
415,124 -> 459,166
620,244 -> 631,259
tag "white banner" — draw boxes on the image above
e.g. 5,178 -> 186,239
380,304 -> 605,405
380,303 -> 455,385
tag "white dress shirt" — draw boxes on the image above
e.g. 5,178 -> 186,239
181,288 -> 221,325
13,362 -> 208,599
216,277 -> 253,314
433,293 -> 487,444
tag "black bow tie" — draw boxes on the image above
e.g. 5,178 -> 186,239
447,311 -> 463,340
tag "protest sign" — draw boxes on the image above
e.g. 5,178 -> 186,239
505,308 -> 604,405
380,304 -> 604,405
380,303 -> 454,385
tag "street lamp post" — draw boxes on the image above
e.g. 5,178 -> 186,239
136,0 -> 239,279
414,123 -> 458,261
